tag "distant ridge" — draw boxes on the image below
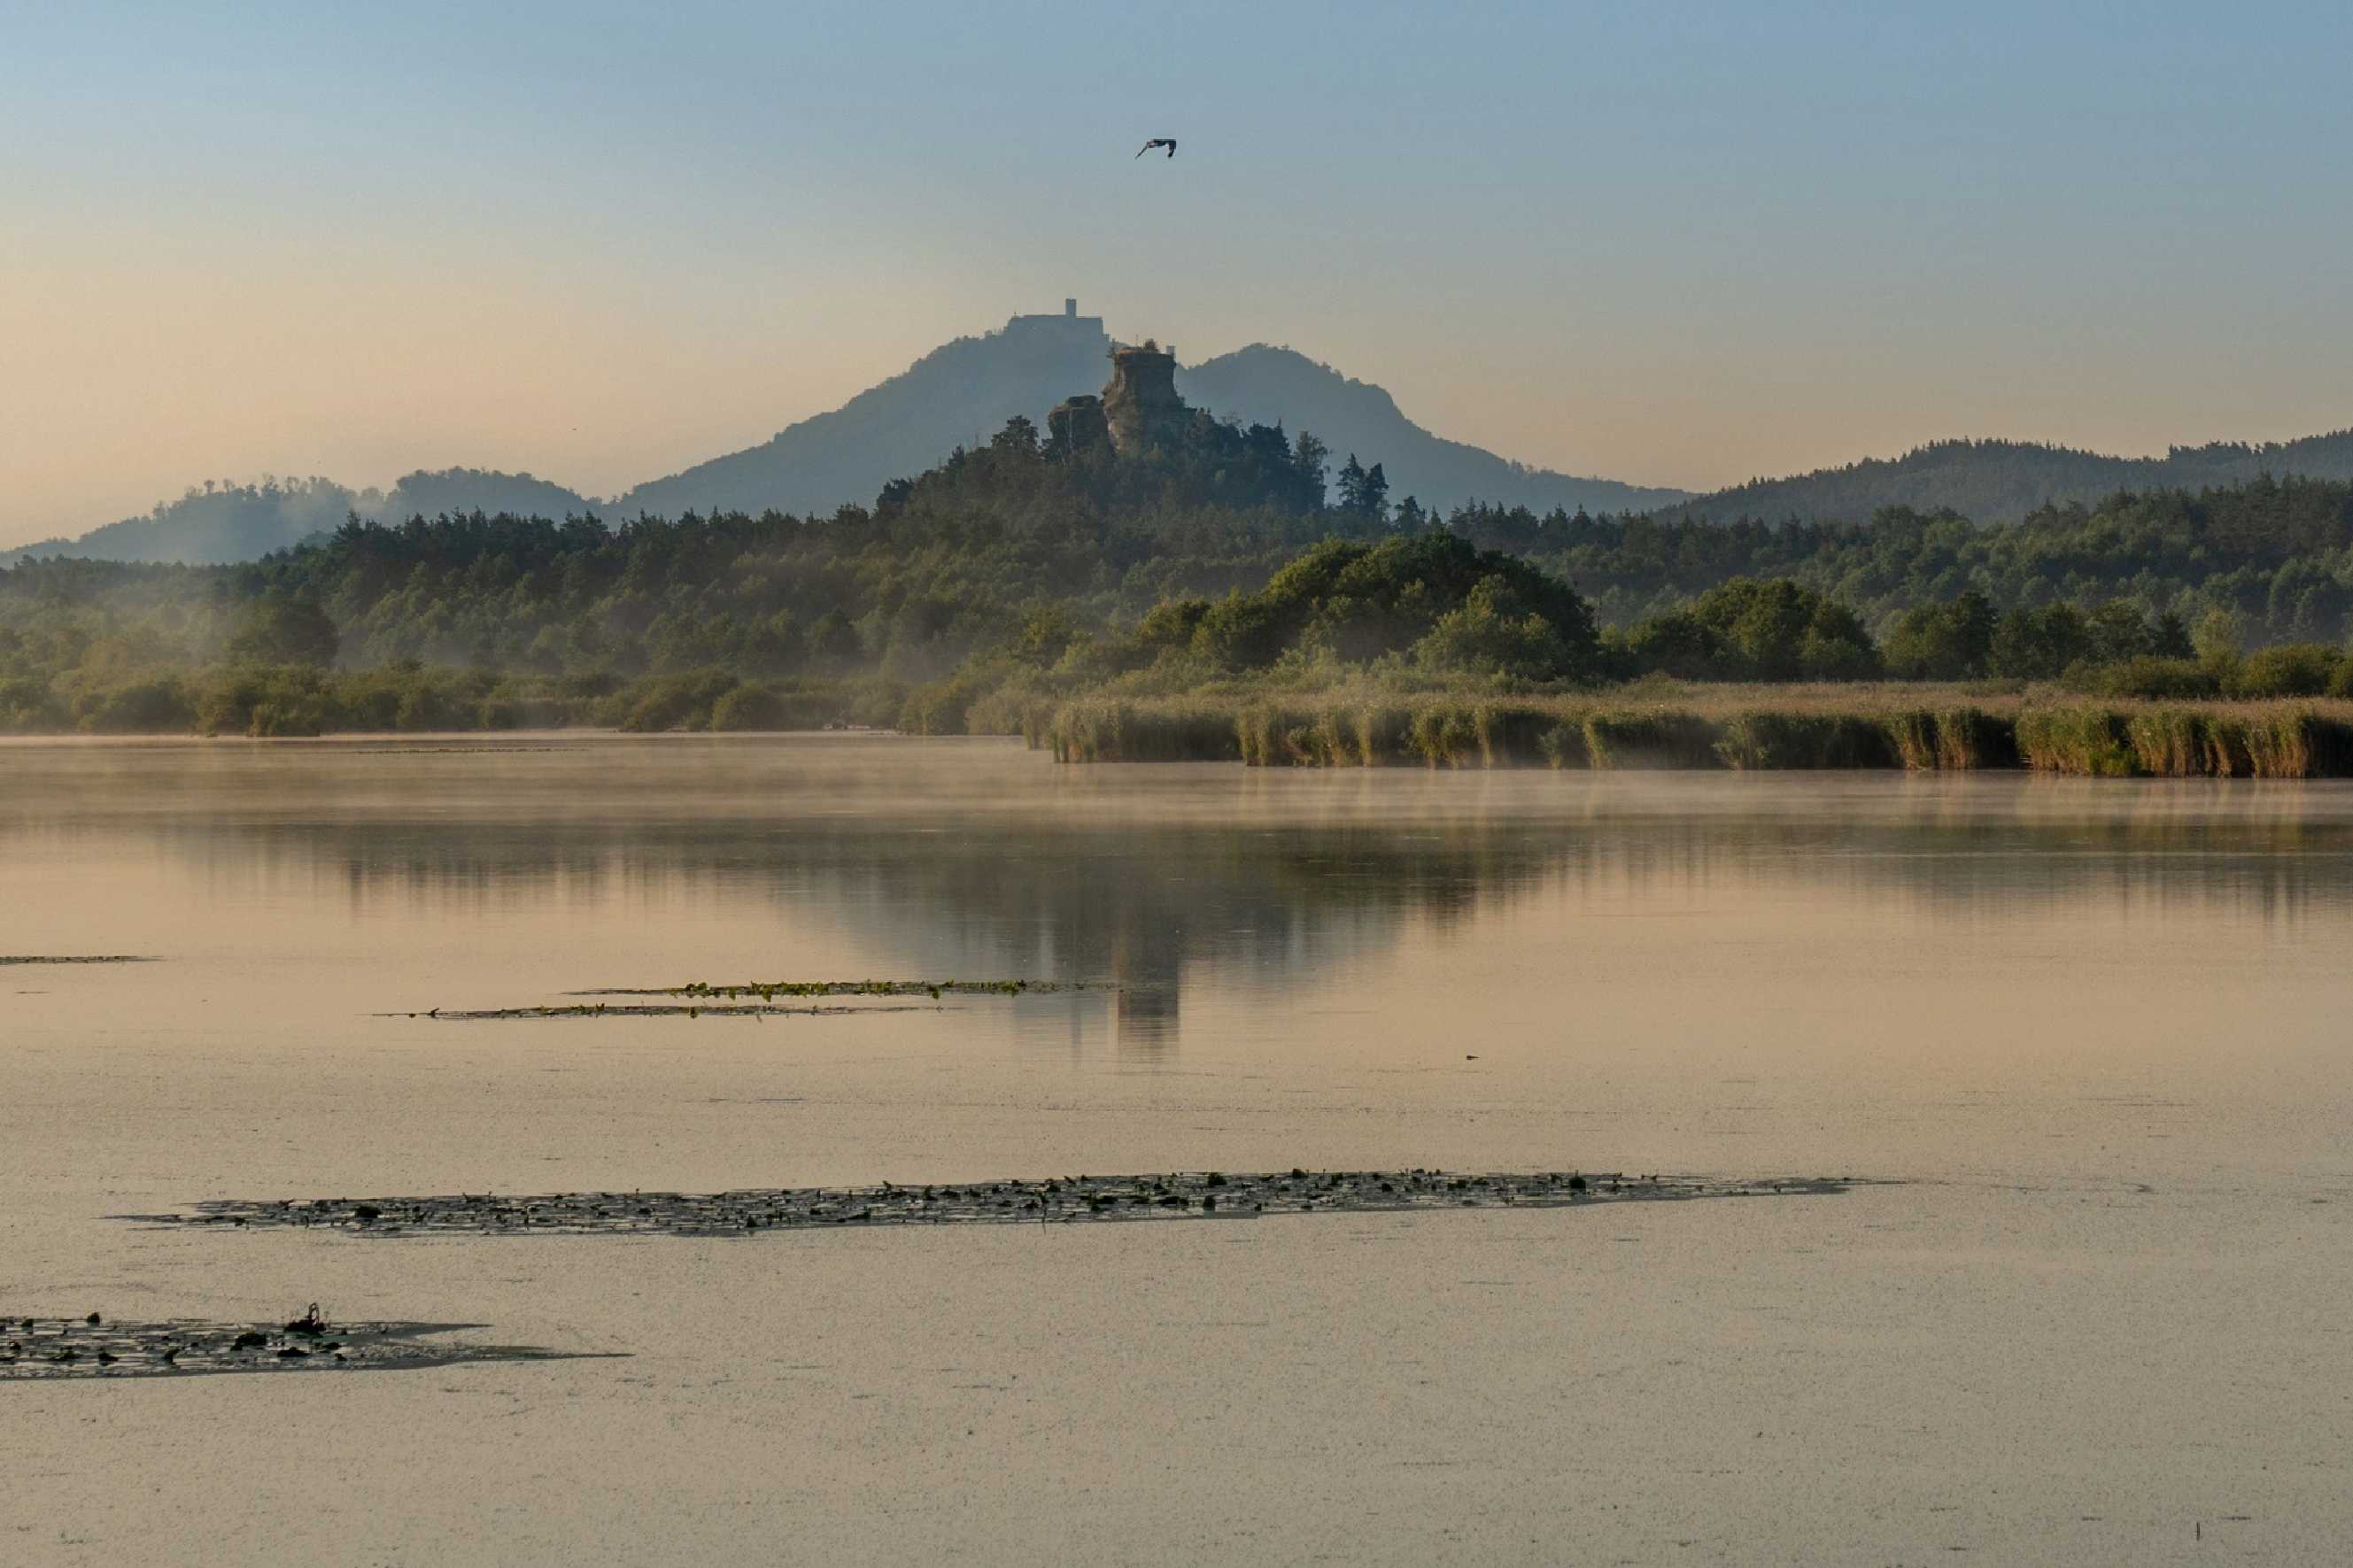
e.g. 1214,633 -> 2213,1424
5,305 -> 1688,565
16,298 -> 2353,566
1661,432 -> 2353,526
1176,344 -> 1688,516
0,469 -> 592,568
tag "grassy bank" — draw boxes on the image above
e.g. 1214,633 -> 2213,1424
1039,687 -> 2353,777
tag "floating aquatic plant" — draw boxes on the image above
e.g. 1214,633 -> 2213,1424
0,1309 -> 610,1380
120,1170 -> 1862,1240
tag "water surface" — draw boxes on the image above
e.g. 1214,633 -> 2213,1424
4,736 -> 2349,1564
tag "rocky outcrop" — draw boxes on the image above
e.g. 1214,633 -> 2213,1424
1103,341 -> 1189,453
1048,394 -> 1111,456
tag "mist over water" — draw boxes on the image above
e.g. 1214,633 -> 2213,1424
4,736 -> 2350,1564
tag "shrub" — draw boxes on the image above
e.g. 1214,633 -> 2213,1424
226,596 -> 339,666
0,676 -> 66,731
2233,644 -> 2342,699
609,670 -> 738,732
711,684 -> 793,731
74,676 -> 196,734
2082,657 -> 2220,700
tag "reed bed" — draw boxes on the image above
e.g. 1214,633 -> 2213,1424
0,1312 -> 594,1380
1042,690 -> 2353,776
122,1170 -> 1854,1239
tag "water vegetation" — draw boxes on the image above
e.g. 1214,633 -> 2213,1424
0,954 -> 155,965
1038,684 -> 2353,776
577,978 -> 1110,1000
387,978 -> 1110,1021
386,1002 -> 948,1022
0,1310 -> 603,1380
122,1170 -> 1857,1238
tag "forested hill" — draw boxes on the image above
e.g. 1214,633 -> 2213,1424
617,333 -> 1691,522
1176,345 -> 1689,517
0,478 -> 367,568
0,469 -> 592,568
1661,431 -> 2353,526
9,430 -> 2353,737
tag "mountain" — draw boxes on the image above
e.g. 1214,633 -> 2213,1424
613,316 -> 1694,521
1662,432 -> 2353,526
0,478 -> 370,568
1177,344 -> 1690,515
42,303 -> 2353,568
7,306 -> 1683,564
612,307 -> 1118,520
0,468 -> 592,568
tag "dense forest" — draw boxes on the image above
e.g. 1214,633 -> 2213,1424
1652,431 -> 2353,528
4,412 -> 2353,736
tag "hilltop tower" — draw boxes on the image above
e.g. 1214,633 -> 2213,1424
1004,297 -> 1105,336
1103,340 -> 1188,453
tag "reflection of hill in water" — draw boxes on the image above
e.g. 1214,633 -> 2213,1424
41,784 -> 2353,1046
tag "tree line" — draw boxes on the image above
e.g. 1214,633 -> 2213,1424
4,413 -> 2353,735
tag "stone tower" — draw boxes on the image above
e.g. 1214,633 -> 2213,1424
1102,340 -> 1188,453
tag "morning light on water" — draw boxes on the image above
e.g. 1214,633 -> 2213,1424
8,5 -> 2353,1564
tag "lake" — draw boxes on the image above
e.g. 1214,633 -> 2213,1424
4,735 -> 2350,1564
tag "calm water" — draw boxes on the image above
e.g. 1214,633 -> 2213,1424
4,736 -> 2350,1564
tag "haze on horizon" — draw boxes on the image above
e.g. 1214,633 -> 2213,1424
5,0 -> 2352,550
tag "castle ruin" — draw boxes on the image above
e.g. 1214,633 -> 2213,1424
1044,334 -> 1193,459
1100,340 -> 1188,453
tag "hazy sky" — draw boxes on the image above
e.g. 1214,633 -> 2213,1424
7,1 -> 2353,545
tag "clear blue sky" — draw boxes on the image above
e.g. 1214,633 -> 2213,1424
5,0 -> 2351,542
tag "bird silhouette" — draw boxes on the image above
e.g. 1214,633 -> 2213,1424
1135,137 -> 1177,158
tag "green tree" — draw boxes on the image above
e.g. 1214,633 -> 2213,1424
1335,455 -> 1389,521
808,610 -> 863,667
1991,603 -> 2095,679
1884,590 -> 1996,679
226,595 -> 339,666
2192,606 -> 2244,677
1290,432 -> 1330,506
2086,600 -> 2154,664
1413,576 -> 1571,679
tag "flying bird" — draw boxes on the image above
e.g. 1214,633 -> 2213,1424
1135,138 -> 1177,158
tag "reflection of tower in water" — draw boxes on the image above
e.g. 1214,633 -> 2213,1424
1106,910 -> 1179,1058
1112,980 -> 1180,1058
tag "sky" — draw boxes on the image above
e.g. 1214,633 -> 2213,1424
5,0 -> 2353,545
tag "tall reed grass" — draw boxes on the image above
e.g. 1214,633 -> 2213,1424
1044,690 -> 2353,776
